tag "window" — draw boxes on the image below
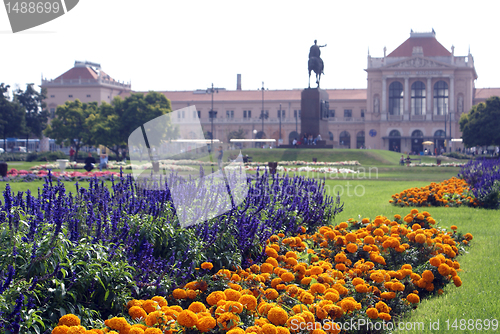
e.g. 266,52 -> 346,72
329,131 -> 333,141
389,130 -> 401,137
68,95 -> 73,98
389,81 -> 403,115
329,109 -> 335,118
193,110 -> 197,118
411,81 -> 426,115
50,108 -> 55,118
243,110 -> 251,118
356,131 -> 365,149
294,110 -> 301,118
226,110 -> 234,118
86,94 -> 91,98
344,109 -> 352,118
433,81 -> 449,115
177,110 -> 181,118
50,95 -> 55,98
277,110 -> 285,118
197,110 -> 201,118
361,109 -> 365,118
182,110 -> 185,118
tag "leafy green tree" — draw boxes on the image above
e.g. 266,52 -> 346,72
14,84 -> 48,150
92,91 -> 173,160
459,96 -> 500,147
44,100 -> 98,159
0,83 -> 26,151
227,128 -> 246,142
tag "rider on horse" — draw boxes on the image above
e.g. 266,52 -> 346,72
308,40 -> 326,88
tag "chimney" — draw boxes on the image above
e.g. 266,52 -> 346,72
237,74 -> 241,90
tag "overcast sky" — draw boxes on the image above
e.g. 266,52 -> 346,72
1,0 -> 498,93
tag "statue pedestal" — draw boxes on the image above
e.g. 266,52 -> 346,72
301,88 -> 329,141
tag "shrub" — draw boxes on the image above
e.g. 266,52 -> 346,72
458,158 -> 500,209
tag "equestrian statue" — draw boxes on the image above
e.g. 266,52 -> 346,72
308,40 -> 326,88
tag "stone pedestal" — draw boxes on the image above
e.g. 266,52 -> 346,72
300,88 -> 329,141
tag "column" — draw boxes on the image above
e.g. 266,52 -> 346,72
382,76 -> 387,120
426,77 -> 432,120
404,77 -> 410,120
449,76 -> 455,141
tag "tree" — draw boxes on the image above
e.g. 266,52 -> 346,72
0,83 -> 26,150
459,96 -> 500,147
92,91 -> 173,160
227,128 -> 246,142
44,100 -> 98,159
14,84 -> 48,150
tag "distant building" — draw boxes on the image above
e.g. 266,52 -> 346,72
42,31 -> 500,153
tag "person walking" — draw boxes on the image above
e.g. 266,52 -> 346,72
217,146 -> 223,169
69,147 -> 75,162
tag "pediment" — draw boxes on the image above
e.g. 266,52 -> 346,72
383,56 -> 455,70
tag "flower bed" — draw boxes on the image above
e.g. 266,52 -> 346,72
0,170 -> 341,333
51,209 -> 472,334
225,166 -> 359,174
3,168 -> 121,182
409,162 -> 466,167
458,158 -> 500,209
389,177 -> 479,207
246,161 -> 360,167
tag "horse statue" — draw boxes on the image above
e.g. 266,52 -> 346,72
308,57 -> 324,88
308,40 -> 326,88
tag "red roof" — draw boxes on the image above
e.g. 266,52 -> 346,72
388,37 -> 451,58
474,88 -> 500,102
119,89 -> 367,102
54,66 -> 99,80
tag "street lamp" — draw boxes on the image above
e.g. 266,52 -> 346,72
253,129 -> 257,148
279,103 -> 282,146
207,83 -> 218,153
444,102 -> 447,153
259,82 -> 268,135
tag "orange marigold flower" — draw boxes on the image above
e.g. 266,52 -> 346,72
196,316 -> 217,332
286,315 -> 305,332
310,283 -> 326,294
264,288 -> 279,300
415,234 -> 426,244
239,295 -> 257,311
262,323 -> 278,334
375,301 -> 391,313
178,310 -> 198,328
58,314 -> 81,327
453,276 -> 462,287
207,291 -> 226,306
52,326 -> 70,334
429,257 -> 441,267
172,289 -> 187,300
379,312 -> 391,321
267,307 -> 288,326
129,306 -> 147,320
201,262 -> 214,270
189,302 -> 207,313
144,329 -> 162,334
366,307 -> 378,319
300,292 -> 315,304
324,291 -> 339,302
225,289 -> 242,301
67,326 -> 86,334
217,312 -> 240,331
438,264 -> 451,276
407,293 -> 420,304
280,272 -> 295,283
355,284 -> 368,293
422,270 -> 434,282
145,311 -> 168,327
228,327 -> 246,334
346,243 -> 358,253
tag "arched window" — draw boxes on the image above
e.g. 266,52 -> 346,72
433,81 -> 448,115
329,131 -> 334,141
356,131 -> 365,149
339,131 -> 351,148
412,130 -> 423,137
434,130 -> 445,137
389,130 -> 401,137
411,81 -> 426,115
389,81 -> 403,115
